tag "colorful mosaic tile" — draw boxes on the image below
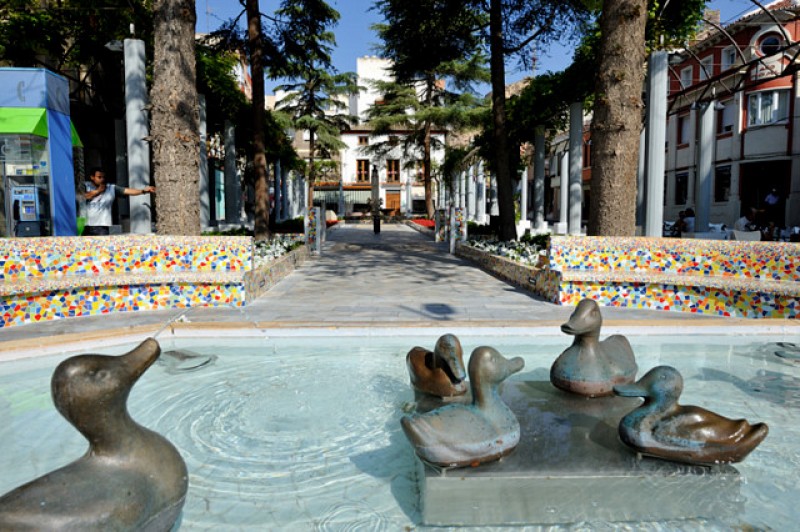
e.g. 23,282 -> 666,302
548,236 -> 800,319
1,236 -> 252,329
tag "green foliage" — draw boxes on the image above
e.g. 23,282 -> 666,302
520,231 -> 550,249
467,221 -> 496,237
647,0 -> 706,47
196,46 -> 249,129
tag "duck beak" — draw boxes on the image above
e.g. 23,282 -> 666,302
122,338 -> 161,382
505,356 -> 525,377
613,382 -> 647,397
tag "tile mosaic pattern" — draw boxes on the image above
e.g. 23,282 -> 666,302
1,236 -> 252,328
1,283 -> 244,328
549,236 -> 800,281
244,245 -> 310,301
548,236 -> 800,319
1,235 -> 251,282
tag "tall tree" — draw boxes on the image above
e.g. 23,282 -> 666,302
276,71 -> 358,208
373,0 -> 488,218
589,0 -> 706,235
209,0 -> 343,237
150,0 -> 200,235
471,0 -> 591,240
245,0 -> 270,239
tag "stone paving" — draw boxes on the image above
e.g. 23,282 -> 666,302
2,224 -> 793,353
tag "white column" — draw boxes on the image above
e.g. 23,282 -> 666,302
568,102 -> 584,235
533,127 -> 546,230
124,38 -> 152,234
695,100 -> 715,232
466,165 -> 475,221
476,162 -> 486,224
281,164 -> 289,220
644,51 -> 668,237
558,151 -> 569,234
490,172 -> 499,216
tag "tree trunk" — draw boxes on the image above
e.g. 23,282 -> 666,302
589,0 -> 648,236
489,0 -> 516,241
423,76 -> 434,218
151,0 -> 200,235
247,0 -> 271,241
307,130 -> 316,209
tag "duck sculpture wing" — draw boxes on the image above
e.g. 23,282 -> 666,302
615,366 -> 769,465
402,346 -> 524,468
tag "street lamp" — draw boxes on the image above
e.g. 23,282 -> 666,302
371,165 -> 380,234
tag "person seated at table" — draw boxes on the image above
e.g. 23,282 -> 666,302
735,208 -> 757,232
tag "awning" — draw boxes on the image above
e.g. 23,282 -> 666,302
0,107 -> 83,147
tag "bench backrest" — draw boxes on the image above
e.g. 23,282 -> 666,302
1,235 -> 252,282
549,236 -> 800,282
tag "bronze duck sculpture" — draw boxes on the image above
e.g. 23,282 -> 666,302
0,338 -> 188,531
406,333 -> 467,398
614,365 -> 769,466
401,346 -> 525,468
551,298 -> 637,397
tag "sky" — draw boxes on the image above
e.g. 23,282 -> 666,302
199,0 -> 767,91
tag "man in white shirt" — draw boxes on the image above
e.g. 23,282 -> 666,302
83,167 -> 155,236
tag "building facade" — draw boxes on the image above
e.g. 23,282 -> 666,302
664,1 -> 800,229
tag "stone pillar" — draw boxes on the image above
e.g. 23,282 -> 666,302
224,120 -> 240,224
644,51 -> 668,237
533,127 -> 546,231
199,95 -> 210,229
695,101 -> 715,232
558,151 -> 569,234
460,170 -> 466,210
114,119 -> 129,224
466,164 -> 475,221
476,162 -> 486,224
124,38 -> 152,234
568,102 -> 584,235
519,164 -> 529,223
490,172 -> 499,216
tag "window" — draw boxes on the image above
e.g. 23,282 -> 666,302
748,90 -> 790,126
582,140 -> 591,168
356,159 -> 370,182
415,161 -> 425,184
388,135 -> 398,146
721,46 -> 737,71
675,172 -> 688,205
386,159 -> 400,182
680,66 -> 693,88
358,136 -> 369,146
714,165 -> 731,202
678,114 -> 690,145
699,55 -> 714,81
758,33 -> 783,56
717,100 -> 735,134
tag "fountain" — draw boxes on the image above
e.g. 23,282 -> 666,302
0,331 -> 794,529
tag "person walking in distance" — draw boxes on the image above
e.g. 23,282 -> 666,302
83,167 -> 155,236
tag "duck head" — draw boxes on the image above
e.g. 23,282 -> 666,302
561,299 -> 602,339
614,365 -> 683,406
51,338 -> 160,445
468,346 -> 524,403
432,334 -> 467,387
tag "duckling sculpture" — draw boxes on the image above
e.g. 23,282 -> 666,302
614,365 -> 769,466
550,298 -> 637,397
0,338 -> 188,530
401,346 -> 525,468
406,334 -> 467,398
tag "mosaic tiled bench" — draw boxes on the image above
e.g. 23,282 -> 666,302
543,236 -> 800,319
0,236 -> 252,328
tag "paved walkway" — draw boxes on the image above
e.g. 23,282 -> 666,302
1,224 -> 788,353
